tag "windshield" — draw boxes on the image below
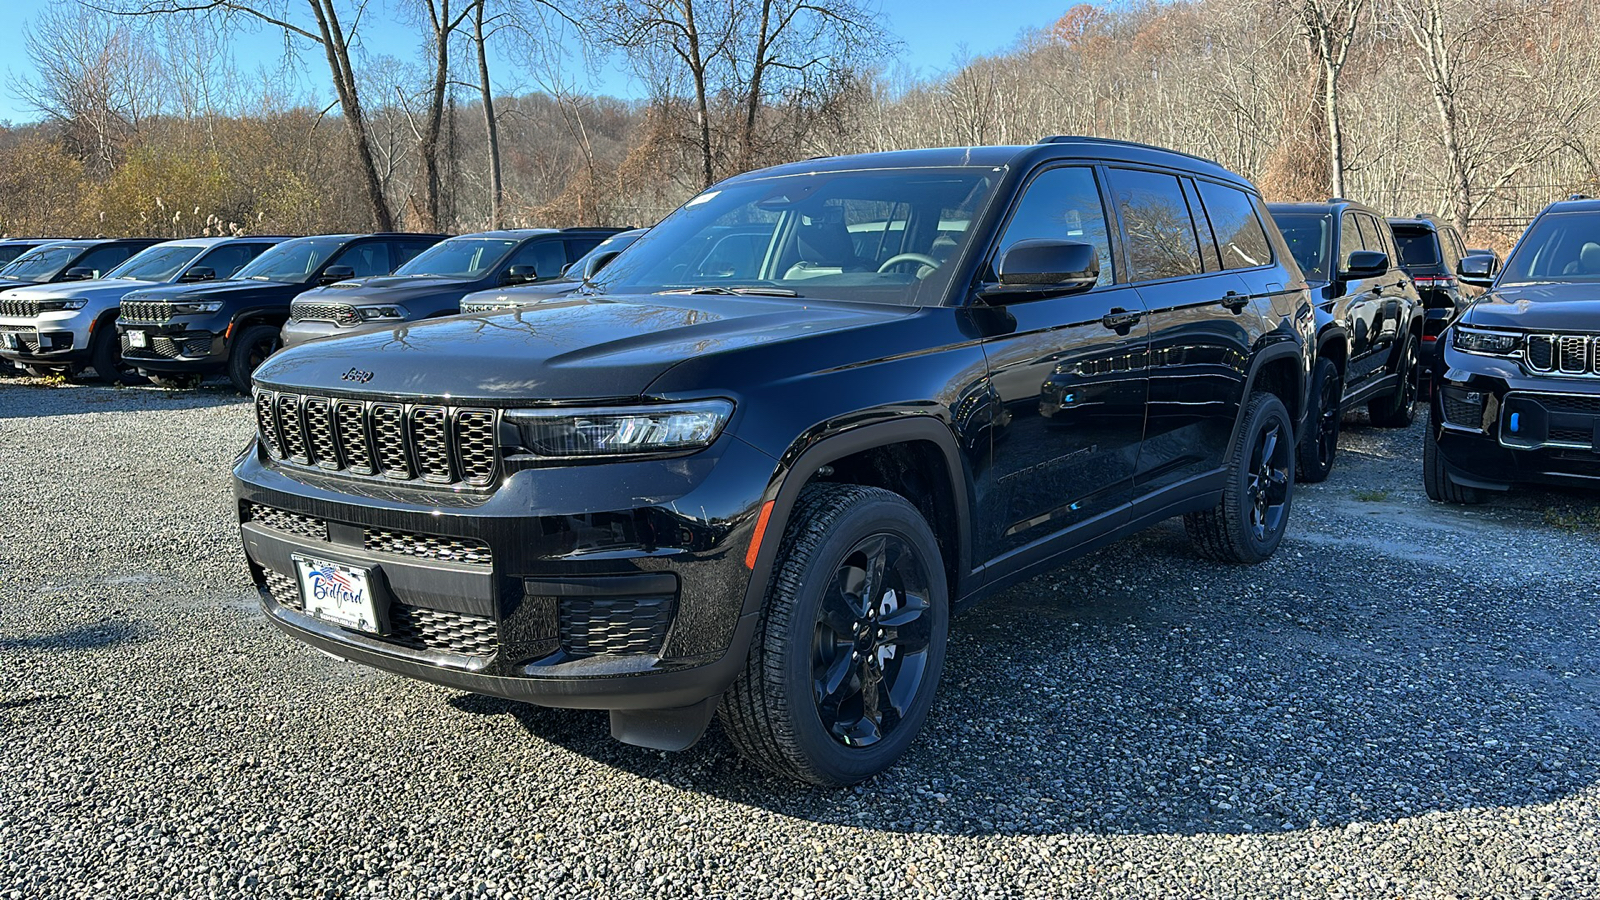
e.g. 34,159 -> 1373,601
1499,211 -> 1600,284
0,246 -> 78,281
108,244 -> 206,282
591,167 -> 998,306
1391,229 -> 1440,268
1270,212 -> 1332,281
396,237 -> 519,278
568,231 -> 643,279
235,237 -> 343,283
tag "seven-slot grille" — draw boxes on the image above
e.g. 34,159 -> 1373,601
255,390 -> 499,487
1526,334 -> 1599,376
0,297 -> 40,317
120,300 -> 174,324
290,301 -> 359,326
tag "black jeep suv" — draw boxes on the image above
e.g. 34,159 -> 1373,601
1267,200 -> 1424,481
0,238 -> 161,287
236,138 -> 1313,785
1427,197 -> 1600,501
280,228 -> 623,349
118,233 -> 442,391
1387,214 -> 1487,390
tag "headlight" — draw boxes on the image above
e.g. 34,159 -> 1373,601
507,400 -> 734,457
356,306 -> 404,320
37,298 -> 88,311
171,300 -> 223,315
1453,327 -> 1521,357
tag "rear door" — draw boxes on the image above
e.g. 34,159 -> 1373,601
1109,167 -> 1262,494
976,164 -> 1148,561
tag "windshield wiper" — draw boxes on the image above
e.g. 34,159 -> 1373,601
656,286 -> 799,297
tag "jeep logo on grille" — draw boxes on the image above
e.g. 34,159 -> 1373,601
341,367 -> 374,384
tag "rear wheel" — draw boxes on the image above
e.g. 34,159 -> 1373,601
228,324 -> 280,394
720,484 -> 948,786
1369,335 -> 1418,427
1423,425 -> 1484,504
1185,392 -> 1295,564
1296,358 -> 1343,483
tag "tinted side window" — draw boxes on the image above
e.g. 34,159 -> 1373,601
566,238 -> 605,263
1361,214 -> 1394,264
75,246 -> 135,278
994,166 -> 1114,286
1108,168 -> 1203,282
1338,212 -> 1364,270
509,239 -> 567,281
195,244 -> 256,278
330,242 -> 392,277
1183,179 -> 1222,272
1197,182 -> 1273,270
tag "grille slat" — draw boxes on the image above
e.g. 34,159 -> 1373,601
559,595 -> 674,657
247,504 -> 329,541
1559,336 -> 1589,374
1525,333 -> 1597,377
364,529 -> 491,565
387,605 -> 498,657
120,300 -> 173,324
0,298 -> 41,317
255,390 -> 497,488
290,301 -> 360,326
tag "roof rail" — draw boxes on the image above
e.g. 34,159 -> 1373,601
1036,134 -> 1222,168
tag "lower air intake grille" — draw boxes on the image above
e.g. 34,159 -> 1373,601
388,605 -> 498,657
264,569 -> 303,610
247,504 -> 329,541
559,595 -> 674,656
1441,393 -> 1484,429
363,529 -> 492,566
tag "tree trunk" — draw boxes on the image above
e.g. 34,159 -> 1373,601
740,0 -> 774,171
418,0 -> 452,231
683,0 -> 715,188
307,0 -> 394,231
473,0 -> 503,229
1324,63 -> 1345,198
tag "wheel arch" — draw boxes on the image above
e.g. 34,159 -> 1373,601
1236,343 -> 1305,445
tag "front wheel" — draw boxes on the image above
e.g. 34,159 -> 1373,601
1185,392 -> 1296,564
229,324 -> 281,394
720,484 -> 948,786
1422,425 -> 1484,504
1369,335 -> 1418,427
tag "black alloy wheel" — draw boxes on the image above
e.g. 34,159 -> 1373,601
1370,336 -> 1418,427
1185,391 -> 1296,564
811,533 -> 935,749
1246,416 -> 1292,543
1297,357 -> 1342,483
229,324 -> 282,394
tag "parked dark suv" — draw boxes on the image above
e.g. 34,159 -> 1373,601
1427,197 -> 1600,502
1267,200 -> 1424,481
280,228 -> 623,349
1387,215 -> 1487,390
236,138 -> 1313,785
0,238 -> 161,288
0,239 -> 59,267
118,233 -> 442,391
458,228 -> 646,314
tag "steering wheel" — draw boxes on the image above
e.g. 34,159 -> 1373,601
877,253 -> 942,276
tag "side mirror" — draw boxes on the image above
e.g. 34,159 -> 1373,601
504,264 -> 538,285
979,240 -> 1099,303
1341,249 -> 1389,280
1457,253 -> 1497,287
319,265 -> 355,285
62,267 -> 95,281
582,250 -> 621,281
179,266 -> 216,283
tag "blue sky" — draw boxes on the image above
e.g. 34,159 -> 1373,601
0,0 -> 1064,124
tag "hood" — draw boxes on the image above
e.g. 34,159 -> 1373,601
0,277 -> 156,304
459,280 -> 581,309
299,275 -> 477,307
125,278 -> 298,302
1461,282 -> 1600,331
253,292 -> 912,401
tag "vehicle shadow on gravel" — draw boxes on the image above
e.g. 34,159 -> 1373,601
452,510 -> 1600,838
0,380 -> 243,419
0,617 -> 155,652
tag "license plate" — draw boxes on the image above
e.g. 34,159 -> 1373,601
1,332 -> 16,350
293,555 -> 379,633
127,330 -> 147,348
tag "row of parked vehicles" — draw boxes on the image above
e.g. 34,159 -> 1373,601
7,136 -> 1593,787
0,228 -> 643,391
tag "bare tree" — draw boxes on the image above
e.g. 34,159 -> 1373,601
1290,0 -> 1366,198
471,0 -> 504,227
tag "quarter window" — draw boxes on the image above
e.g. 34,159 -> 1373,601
994,166 -> 1114,286
1197,182 -> 1273,270
1338,212 -> 1364,270
1107,168 -> 1204,282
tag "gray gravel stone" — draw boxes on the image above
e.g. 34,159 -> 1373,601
2,377 -> 1598,899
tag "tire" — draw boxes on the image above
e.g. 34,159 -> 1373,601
90,322 -> 132,384
147,373 -> 202,389
229,324 -> 281,394
1296,358 -> 1342,483
720,484 -> 949,786
1368,335 -> 1419,427
1423,425 -> 1484,504
1184,392 -> 1296,564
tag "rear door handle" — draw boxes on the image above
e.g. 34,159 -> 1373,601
1100,308 -> 1143,332
1218,291 -> 1250,313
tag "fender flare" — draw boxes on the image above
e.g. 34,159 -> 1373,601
737,416 -> 975,619
1231,341 -> 1306,448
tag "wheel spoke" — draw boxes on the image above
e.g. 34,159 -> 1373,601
859,535 -> 889,608
1260,424 -> 1279,463
819,577 -> 860,638
814,650 -> 854,705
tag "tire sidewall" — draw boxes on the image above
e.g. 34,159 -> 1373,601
775,497 -> 948,785
230,325 -> 280,394
1231,394 -> 1295,561
1300,358 -> 1341,482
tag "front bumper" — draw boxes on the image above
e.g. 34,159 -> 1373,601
0,312 -> 91,365
234,432 -> 777,711
1432,351 -> 1600,490
117,317 -> 226,373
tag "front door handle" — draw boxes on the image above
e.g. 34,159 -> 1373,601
1218,291 -> 1250,313
1101,308 -> 1143,332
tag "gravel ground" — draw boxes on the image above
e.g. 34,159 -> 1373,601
2,375 -> 1598,899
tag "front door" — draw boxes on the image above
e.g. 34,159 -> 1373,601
975,165 -> 1149,565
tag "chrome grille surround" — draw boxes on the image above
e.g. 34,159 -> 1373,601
1524,333 -> 1599,377
0,297 -> 40,317
120,300 -> 174,324
290,301 -> 359,326
254,389 -> 499,488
